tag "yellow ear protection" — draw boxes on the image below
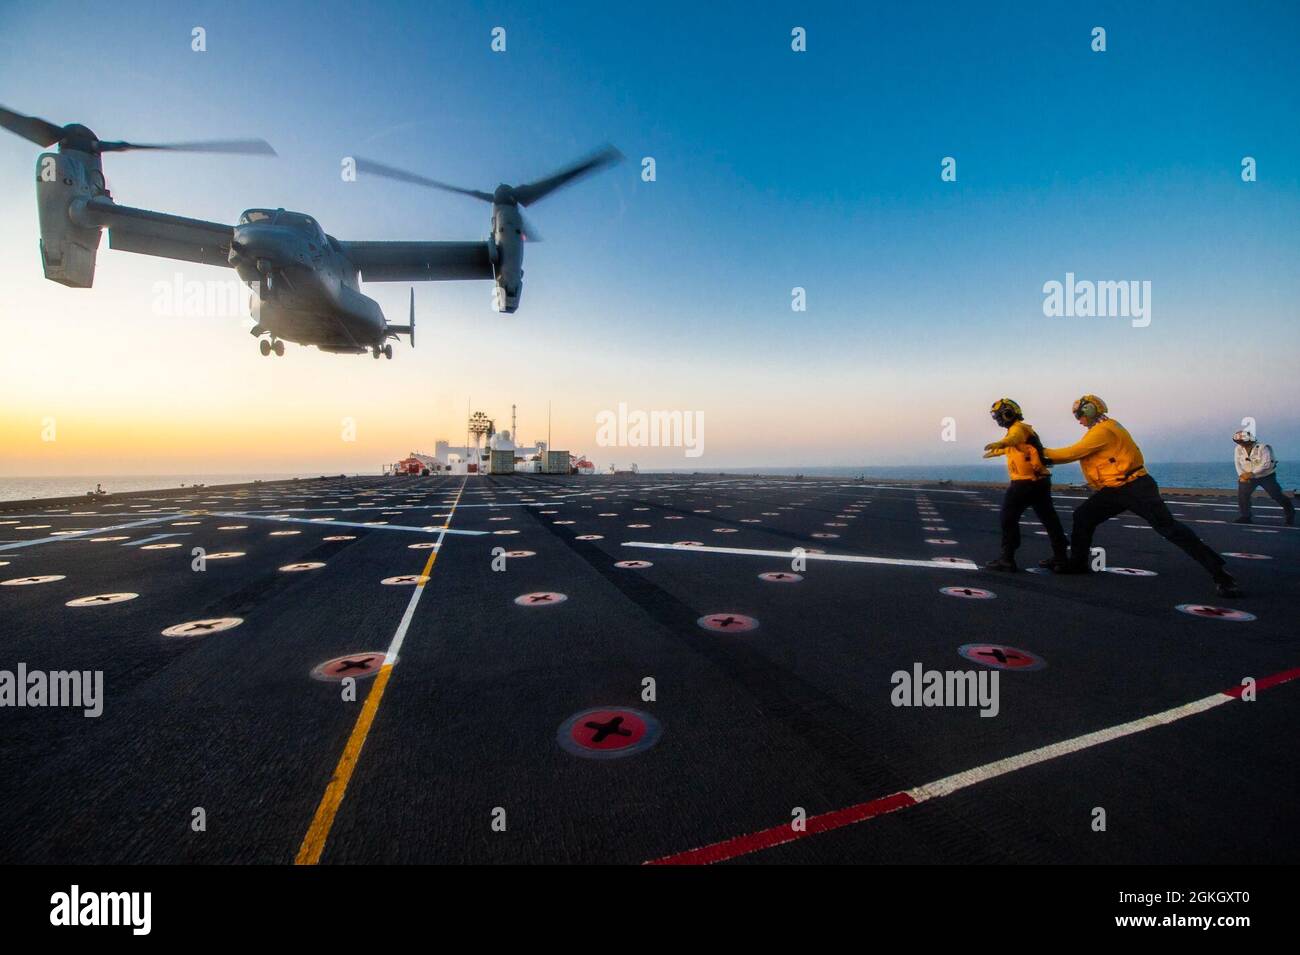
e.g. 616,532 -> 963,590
990,398 -> 1023,427
1073,394 -> 1107,420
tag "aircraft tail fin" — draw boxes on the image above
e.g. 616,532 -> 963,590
387,287 -> 416,347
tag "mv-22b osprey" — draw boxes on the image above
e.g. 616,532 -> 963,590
1,104 -> 621,358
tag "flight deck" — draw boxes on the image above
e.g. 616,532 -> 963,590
1,473 -> 1296,865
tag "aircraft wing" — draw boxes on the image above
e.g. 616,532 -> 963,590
339,240 -> 494,282
77,197 -> 235,269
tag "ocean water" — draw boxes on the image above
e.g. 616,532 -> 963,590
0,473 -> 340,503
655,462 -> 1287,491
2,462 -> 1289,503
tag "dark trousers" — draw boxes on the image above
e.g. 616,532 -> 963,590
1068,474 -> 1225,578
1237,472 -> 1295,521
1000,477 -> 1069,560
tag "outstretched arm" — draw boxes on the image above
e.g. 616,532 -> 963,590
1044,427 -> 1110,465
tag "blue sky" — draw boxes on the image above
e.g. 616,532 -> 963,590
1,1 -> 1297,473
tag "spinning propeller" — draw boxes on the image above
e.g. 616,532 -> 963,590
0,104 -> 276,156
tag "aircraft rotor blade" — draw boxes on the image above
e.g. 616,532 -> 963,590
354,156 -> 494,201
511,144 -> 623,206
0,104 -> 64,147
95,138 -> 277,156
518,210 -> 543,243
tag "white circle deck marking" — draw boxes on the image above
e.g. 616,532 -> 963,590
1223,552 -> 1271,560
925,538 -> 958,545
504,550 -> 535,558
514,591 -> 567,607
67,592 -> 138,607
270,530 -> 301,536
280,562 -> 325,572
2,575 -> 67,586
89,536 -> 129,542
758,572 -> 802,583
408,542 -> 440,550
382,575 -> 430,585
323,535 -> 357,541
1105,567 -> 1158,576
162,617 -> 243,637
615,559 -> 653,569
207,552 -> 245,560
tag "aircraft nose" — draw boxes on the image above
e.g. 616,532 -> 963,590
229,224 -> 295,267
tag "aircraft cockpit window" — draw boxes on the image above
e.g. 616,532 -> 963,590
278,212 -> 324,239
239,210 -> 274,224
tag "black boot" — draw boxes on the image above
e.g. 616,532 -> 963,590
1214,573 -> 1243,598
1232,516 -> 1252,524
984,556 -> 1018,572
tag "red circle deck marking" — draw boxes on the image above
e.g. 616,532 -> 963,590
811,532 -> 839,539
162,617 -> 243,637
576,534 -> 604,540
557,707 -> 661,759
697,613 -> 759,633
514,591 -> 568,607
758,572 -> 802,583
311,652 -> 386,681
941,586 -> 996,600
958,643 -> 1045,670
66,592 -> 138,607
930,556 -> 967,564
925,538 -> 958,545
615,560 -> 653,569
2,575 -> 66,586
1223,552 -> 1270,560
505,550 -> 535,558
674,540 -> 704,547
1175,604 -> 1256,622
1105,567 -> 1157,576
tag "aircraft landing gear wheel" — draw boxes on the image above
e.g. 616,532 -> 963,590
272,340 -> 285,357
259,339 -> 271,356
372,347 -> 381,359
383,344 -> 393,360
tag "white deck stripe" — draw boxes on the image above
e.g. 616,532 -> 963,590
385,477 -> 468,665
622,541 -> 978,570
906,692 -> 1232,803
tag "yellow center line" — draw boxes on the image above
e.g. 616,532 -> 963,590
294,477 -> 468,865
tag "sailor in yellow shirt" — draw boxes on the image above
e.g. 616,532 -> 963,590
981,398 -> 1069,571
1044,395 -> 1241,598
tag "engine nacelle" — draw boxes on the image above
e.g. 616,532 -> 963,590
491,203 -> 524,313
35,150 -> 103,288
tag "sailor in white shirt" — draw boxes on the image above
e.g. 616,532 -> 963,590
1233,430 -> 1295,525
